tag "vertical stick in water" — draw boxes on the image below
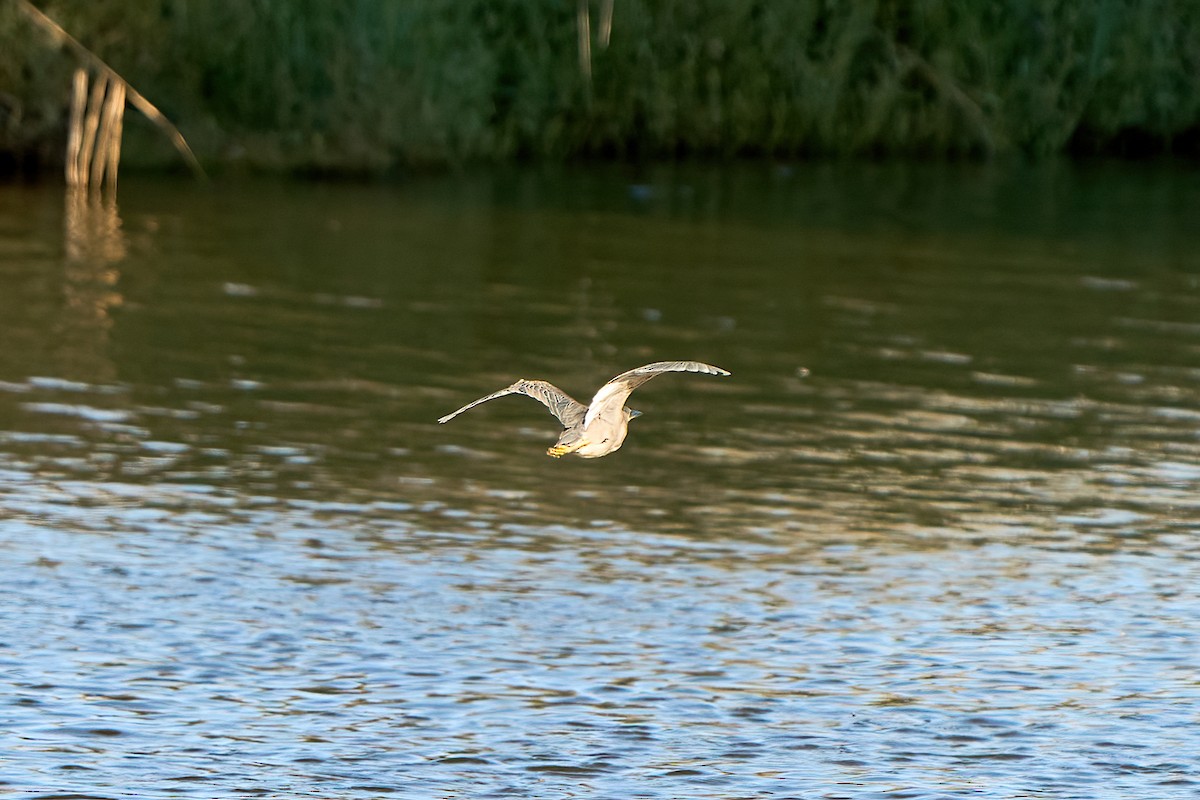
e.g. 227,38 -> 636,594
15,0 -> 206,183
78,71 -> 108,188
93,79 -> 124,191
66,68 -> 87,186
104,81 -> 125,192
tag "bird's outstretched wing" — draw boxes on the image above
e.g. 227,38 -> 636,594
584,361 -> 730,427
438,379 -> 587,428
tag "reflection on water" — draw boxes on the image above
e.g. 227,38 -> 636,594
1,163 -> 1199,798
64,186 -> 127,264
58,188 -> 126,384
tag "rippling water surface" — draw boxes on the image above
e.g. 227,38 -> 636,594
2,163 -> 1199,799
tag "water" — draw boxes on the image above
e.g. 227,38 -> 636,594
1,162 -> 1198,799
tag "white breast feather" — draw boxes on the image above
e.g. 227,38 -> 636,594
584,382 -> 627,428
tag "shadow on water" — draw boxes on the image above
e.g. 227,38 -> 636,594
1,162 -> 1199,798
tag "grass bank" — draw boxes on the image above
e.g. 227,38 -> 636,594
2,0 -> 1199,174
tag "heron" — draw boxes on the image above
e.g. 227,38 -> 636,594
437,360 -> 730,458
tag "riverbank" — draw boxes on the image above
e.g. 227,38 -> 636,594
2,1 -> 1198,176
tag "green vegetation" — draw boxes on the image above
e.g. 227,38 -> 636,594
2,0 -> 1199,174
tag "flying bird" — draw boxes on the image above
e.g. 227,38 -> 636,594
437,360 -> 730,458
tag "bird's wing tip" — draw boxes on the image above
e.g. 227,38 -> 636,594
693,363 -> 730,376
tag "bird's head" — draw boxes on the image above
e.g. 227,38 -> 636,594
626,408 -> 643,421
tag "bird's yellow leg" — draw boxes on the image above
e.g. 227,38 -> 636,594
547,440 -> 588,458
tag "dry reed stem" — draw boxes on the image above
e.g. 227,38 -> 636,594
65,66 -> 126,193
93,78 -> 124,190
77,70 -> 107,186
15,0 -> 206,182
577,0 -> 593,83
598,0 -> 613,49
895,44 -> 997,155
65,68 -> 87,186
105,81 -> 124,191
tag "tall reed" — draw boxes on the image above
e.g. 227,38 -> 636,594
13,0 -> 204,188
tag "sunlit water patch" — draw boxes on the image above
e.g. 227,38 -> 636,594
3,475 -> 1199,798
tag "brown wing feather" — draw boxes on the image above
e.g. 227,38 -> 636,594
438,379 -> 586,428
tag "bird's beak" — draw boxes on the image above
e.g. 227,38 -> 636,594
629,409 -> 643,419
